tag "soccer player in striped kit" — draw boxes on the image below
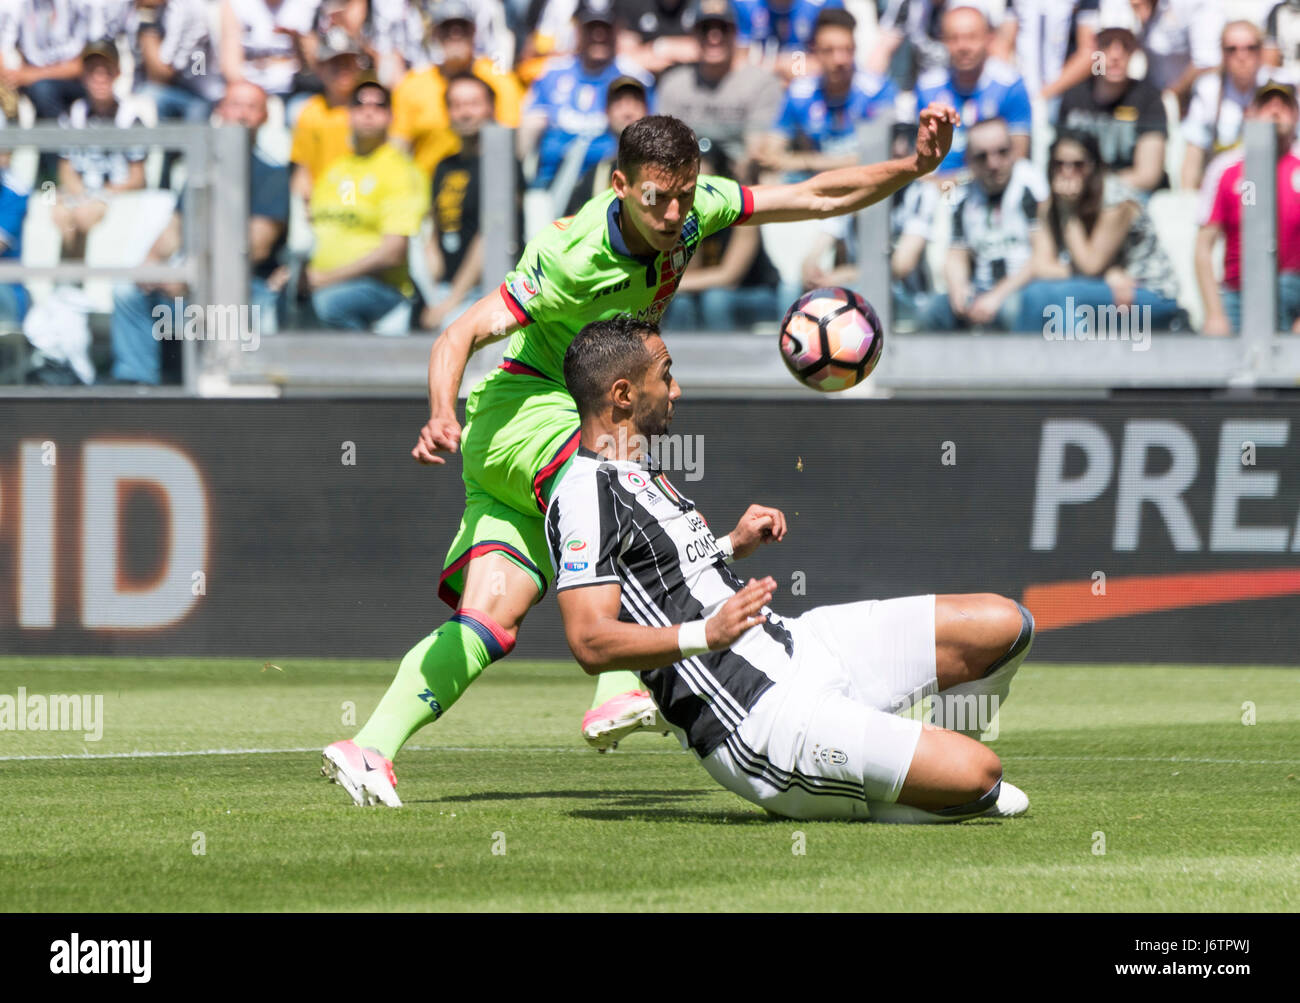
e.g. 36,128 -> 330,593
544,315 -> 1031,822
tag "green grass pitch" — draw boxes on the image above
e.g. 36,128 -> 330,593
1,656 -> 1297,912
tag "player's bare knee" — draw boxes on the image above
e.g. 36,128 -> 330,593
956,742 -> 1002,800
986,594 -> 1029,654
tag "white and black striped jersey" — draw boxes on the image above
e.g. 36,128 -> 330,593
1268,2 -> 1300,77
546,447 -> 796,757
1004,0 -> 1099,96
949,159 -> 1047,294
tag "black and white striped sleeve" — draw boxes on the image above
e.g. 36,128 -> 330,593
545,462 -> 624,592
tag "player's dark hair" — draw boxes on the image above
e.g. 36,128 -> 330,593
617,115 -> 699,182
812,7 -> 856,42
564,315 -> 661,418
443,71 -> 496,108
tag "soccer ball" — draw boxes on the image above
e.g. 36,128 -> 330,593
778,287 -> 884,392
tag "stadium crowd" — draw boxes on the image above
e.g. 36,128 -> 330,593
0,0 -> 1294,383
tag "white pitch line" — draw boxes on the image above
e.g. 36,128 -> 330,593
0,745 -> 679,762
0,748 -> 1296,766
1009,754 -> 1300,766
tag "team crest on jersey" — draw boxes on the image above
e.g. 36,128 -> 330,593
815,745 -> 849,767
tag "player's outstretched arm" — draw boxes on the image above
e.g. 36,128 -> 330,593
725,504 -> 788,561
558,578 -> 775,674
741,103 -> 959,225
412,288 -> 523,465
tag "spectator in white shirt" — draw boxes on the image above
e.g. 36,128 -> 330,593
137,0 -> 223,125
1126,0 -> 1225,114
0,0 -> 90,123
1265,0 -> 1300,76
52,41 -> 146,261
1181,21 -> 1290,190
219,0 -> 319,98
999,0 -> 1101,104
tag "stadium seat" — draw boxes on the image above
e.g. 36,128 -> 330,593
924,184 -> 954,296
257,96 -> 292,166
373,299 -> 413,336
1146,189 -> 1206,329
1163,90 -> 1185,193
523,187 -> 555,243
407,216 -> 438,308
761,218 -> 835,296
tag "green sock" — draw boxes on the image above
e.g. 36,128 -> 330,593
589,669 -> 644,710
354,614 -> 503,760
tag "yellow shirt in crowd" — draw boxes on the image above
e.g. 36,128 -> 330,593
391,57 -> 523,176
309,142 -> 430,295
290,95 -> 353,182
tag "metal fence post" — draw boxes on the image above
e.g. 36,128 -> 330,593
201,125 -> 250,388
857,120 -> 893,332
182,126 -> 210,394
480,125 -> 519,287
1240,119 -> 1278,382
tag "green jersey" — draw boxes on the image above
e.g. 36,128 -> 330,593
439,175 -> 753,606
496,174 -> 755,382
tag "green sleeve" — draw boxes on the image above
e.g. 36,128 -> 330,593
499,230 -> 578,326
693,173 -> 756,240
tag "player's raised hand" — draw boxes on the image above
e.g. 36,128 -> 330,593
706,577 -> 776,650
914,102 -> 960,176
412,414 -> 462,465
729,504 -> 788,560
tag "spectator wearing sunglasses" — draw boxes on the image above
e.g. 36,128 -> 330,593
924,117 -> 1046,331
1182,21 -> 1294,190
305,78 -> 430,330
1016,130 -> 1180,332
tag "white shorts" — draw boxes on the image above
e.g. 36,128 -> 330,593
699,594 -> 937,821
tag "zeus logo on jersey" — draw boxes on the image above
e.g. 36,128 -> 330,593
593,278 -> 631,300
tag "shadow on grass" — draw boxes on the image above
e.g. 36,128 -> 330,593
409,787 -> 778,823
429,788 -> 715,804
567,807 -> 778,824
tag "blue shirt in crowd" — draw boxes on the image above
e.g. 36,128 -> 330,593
915,60 -> 1032,171
0,169 -> 30,321
734,0 -> 843,51
776,71 -> 898,154
525,56 -> 655,188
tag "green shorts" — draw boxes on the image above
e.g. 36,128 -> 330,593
438,362 -> 579,608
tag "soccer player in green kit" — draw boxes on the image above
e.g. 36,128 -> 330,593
322,105 -> 959,807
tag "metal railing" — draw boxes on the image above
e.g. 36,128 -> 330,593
2,118 -> 1294,396
0,123 -> 247,394
855,118 -> 1294,393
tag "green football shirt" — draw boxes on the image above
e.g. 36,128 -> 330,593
497,174 -> 755,382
